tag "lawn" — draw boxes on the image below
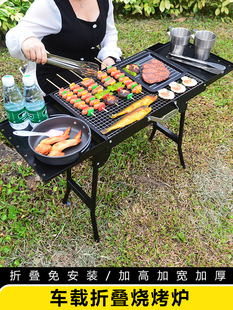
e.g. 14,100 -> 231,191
0,16 -> 232,267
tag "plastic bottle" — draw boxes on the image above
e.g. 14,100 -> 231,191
2,75 -> 29,130
23,74 -> 48,127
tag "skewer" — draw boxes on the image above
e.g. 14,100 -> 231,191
94,57 -> 108,70
56,74 -> 70,85
94,57 -> 102,64
69,70 -> 83,80
46,78 -> 60,89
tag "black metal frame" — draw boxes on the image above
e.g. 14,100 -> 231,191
1,42 -> 232,241
149,108 -> 187,168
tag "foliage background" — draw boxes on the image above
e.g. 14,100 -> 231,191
0,0 -> 232,38
0,0 -> 232,268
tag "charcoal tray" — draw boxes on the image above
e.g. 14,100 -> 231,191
117,50 -> 187,93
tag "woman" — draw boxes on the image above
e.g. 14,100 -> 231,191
6,0 -> 122,94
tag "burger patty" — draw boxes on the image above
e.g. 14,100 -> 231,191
142,59 -> 170,84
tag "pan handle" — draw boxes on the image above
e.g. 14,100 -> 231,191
49,114 -> 72,118
148,108 -> 178,124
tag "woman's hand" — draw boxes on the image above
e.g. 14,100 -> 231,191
21,37 -> 47,65
101,57 -> 115,70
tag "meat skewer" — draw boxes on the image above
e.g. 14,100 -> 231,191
56,75 -> 108,113
55,75 -> 108,114
46,78 -> 96,116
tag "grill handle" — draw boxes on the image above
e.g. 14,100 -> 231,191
148,108 -> 179,124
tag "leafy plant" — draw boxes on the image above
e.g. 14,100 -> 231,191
0,0 -> 32,36
113,0 -> 233,17
210,0 -> 233,16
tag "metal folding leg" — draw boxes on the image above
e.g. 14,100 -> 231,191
62,149 -> 111,242
149,109 -> 186,168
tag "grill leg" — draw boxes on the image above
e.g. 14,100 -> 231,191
62,168 -> 72,204
90,156 -> 100,242
149,123 -> 157,141
62,161 -> 100,242
149,110 -> 186,169
62,149 -> 111,242
177,111 -> 185,169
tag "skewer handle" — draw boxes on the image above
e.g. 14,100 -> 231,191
46,78 -> 60,89
56,74 -> 70,85
69,70 -> 83,80
94,57 -> 102,64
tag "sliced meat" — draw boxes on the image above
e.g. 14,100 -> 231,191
142,59 -> 170,84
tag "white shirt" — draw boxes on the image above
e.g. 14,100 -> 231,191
6,0 -> 122,62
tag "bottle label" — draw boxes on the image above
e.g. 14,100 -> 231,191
5,108 -> 28,124
26,106 -> 48,124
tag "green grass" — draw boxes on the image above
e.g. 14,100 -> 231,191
0,16 -> 232,267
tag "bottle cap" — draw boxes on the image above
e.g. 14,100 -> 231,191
22,74 -> 35,87
2,75 -> 15,87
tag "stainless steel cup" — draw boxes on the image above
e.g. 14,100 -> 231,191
169,27 -> 192,55
194,30 -> 216,60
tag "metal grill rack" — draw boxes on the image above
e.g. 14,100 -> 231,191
49,72 -> 203,139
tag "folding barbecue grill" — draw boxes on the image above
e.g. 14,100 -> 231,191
1,42 -> 232,241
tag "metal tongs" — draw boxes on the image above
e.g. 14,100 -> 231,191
47,53 -> 99,77
166,52 -> 225,74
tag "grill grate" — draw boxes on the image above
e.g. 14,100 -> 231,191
50,72 -> 203,139
49,50 -> 204,139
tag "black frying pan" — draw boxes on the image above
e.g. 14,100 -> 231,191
28,115 -> 91,165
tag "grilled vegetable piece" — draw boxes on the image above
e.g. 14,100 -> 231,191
127,63 -> 140,74
123,67 -> 137,77
107,82 -> 125,92
104,95 -> 119,106
111,95 -> 157,119
117,88 -> 131,99
95,89 -> 113,100
101,106 -> 151,134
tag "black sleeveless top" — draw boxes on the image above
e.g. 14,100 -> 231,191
37,0 -> 109,94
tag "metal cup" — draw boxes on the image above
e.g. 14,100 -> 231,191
194,30 -> 216,60
169,27 -> 192,55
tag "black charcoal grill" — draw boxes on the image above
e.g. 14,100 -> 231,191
1,42 -> 232,241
